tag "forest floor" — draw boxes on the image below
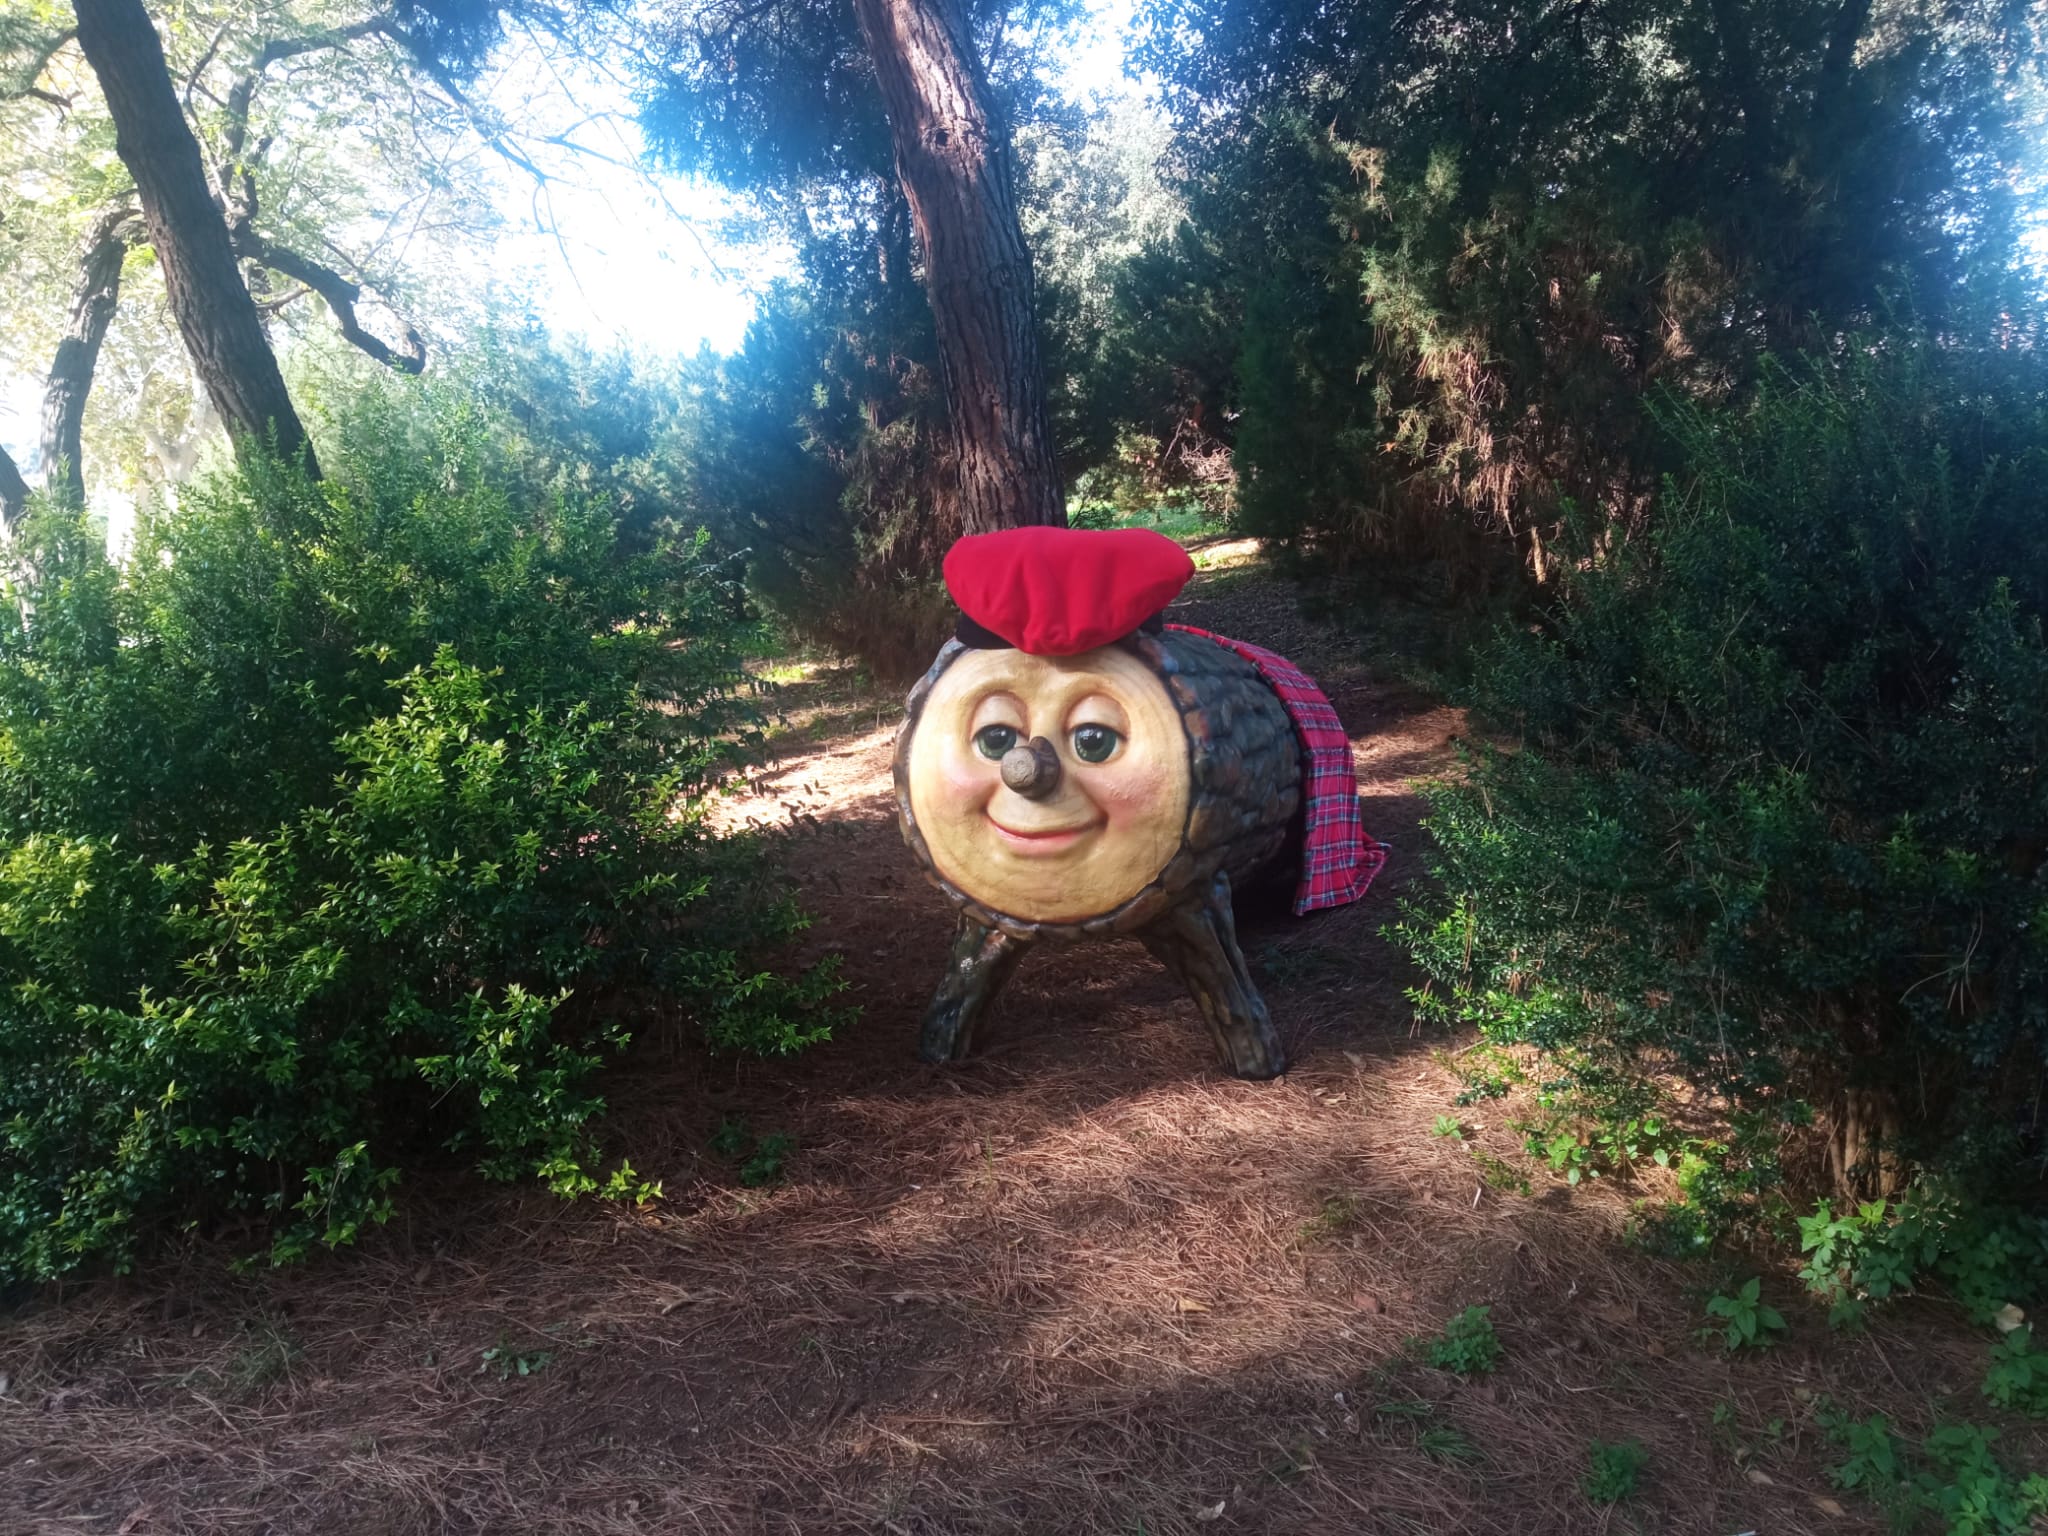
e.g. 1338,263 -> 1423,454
1,545 -> 2029,1535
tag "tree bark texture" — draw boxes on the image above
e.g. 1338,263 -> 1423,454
38,207 -> 142,504
71,0 -> 316,475
0,445 -> 29,530
850,0 -> 1065,533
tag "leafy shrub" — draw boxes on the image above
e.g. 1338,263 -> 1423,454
1823,1408 -> 2048,1536
1982,1328 -> 2048,1417
1397,337 -> 2048,1236
1581,1438 -> 1648,1504
740,1133 -> 797,1188
1702,1277 -> 1787,1352
0,379 -> 840,1283
1426,1305 -> 1503,1375
1794,1189 -> 2048,1332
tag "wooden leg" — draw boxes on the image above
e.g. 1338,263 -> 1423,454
919,915 -> 1028,1063
1140,871 -> 1287,1080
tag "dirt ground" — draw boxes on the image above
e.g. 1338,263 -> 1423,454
0,551 -> 2022,1534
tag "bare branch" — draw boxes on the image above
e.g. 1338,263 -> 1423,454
220,18 -> 399,166
230,223 -> 426,374
256,282 -> 314,314
4,25 -> 77,108
511,14 -> 734,279
182,19 -> 233,111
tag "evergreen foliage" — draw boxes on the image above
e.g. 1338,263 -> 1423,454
680,267 -> 959,680
0,376 -> 839,1283
1120,0 -> 2045,574
1397,336 -> 2048,1221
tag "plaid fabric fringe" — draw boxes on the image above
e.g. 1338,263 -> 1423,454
1167,624 -> 1389,915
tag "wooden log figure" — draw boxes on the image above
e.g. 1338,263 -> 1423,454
895,527 -> 1387,1078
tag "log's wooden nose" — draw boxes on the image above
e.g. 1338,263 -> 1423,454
1000,736 -> 1062,799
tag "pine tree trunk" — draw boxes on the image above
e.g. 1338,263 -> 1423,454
39,208 -> 141,504
851,0 -> 1064,533
71,0 -> 315,476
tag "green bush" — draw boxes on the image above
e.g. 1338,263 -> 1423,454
1581,1438 -> 1649,1505
1397,337 -> 2048,1235
0,380 -> 839,1283
1823,1408 -> 2048,1536
1982,1328 -> 2048,1417
1797,1192 -> 2048,1330
1425,1304 -> 1503,1375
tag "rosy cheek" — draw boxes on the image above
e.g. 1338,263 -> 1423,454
932,756 -> 997,819
1083,764 -> 1178,832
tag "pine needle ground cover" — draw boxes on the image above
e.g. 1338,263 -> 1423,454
5,561 -> 2040,1536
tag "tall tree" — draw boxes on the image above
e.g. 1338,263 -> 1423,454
3,0 -> 529,499
70,0 -> 315,474
638,0 -> 1071,531
850,0 -> 1063,529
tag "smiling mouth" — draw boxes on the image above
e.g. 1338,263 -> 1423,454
987,816 -> 1102,853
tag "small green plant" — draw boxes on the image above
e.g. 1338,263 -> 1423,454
1982,1328 -> 2048,1417
1427,1306 -> 1503,1376
707,1119 -> 796,1187
1796,1190 -> 2048,1332
1520,1105 -> 1681,1187
1702,1277 -> 1787,1352
1800,1200 -> 1921,1328
596,1160 -> 662,1205
1418,1425 -> 1481,1464
740,1132 -> 797,1188
1468,1147 -> 1533,1196
478,1339 -> 554,1380
1582,1438 -> 1648,1504
709,1118 -> 752,1159
1299,1193 -> 1360,1244
1920,1424 -> 2048,1535
1431,1114 -> 1465,1140
1446,1044 -> 1524,1106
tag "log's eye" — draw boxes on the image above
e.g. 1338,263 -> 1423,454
1070,723 -> 1121,764
974,724 -> 1019,760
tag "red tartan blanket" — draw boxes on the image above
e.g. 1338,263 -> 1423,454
1167,624 -> 1389,915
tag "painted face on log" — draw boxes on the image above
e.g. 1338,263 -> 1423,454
905,645 -> 1191,923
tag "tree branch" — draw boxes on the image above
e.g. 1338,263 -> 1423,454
230,224 -> 425,374
40,205 -> 144,504
219,18 -> 400,167
182,19 -> 233,112
5,25 -> 77,109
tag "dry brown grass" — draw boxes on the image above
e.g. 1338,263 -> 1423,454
0,565 -> 2021,1535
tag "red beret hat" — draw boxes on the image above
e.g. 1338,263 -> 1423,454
942,526 -> 1196,656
